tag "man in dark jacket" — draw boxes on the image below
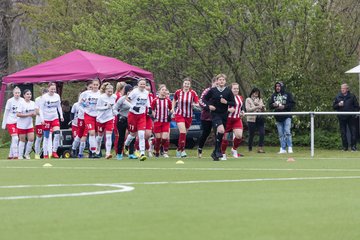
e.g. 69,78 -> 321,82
269,82 -> 296,154
333,83 -> 359,151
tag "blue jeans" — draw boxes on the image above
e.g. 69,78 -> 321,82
276,118 -> 292,150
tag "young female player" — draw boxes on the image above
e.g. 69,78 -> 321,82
78,79 -> 101,158
172,77 -> 199,158
16,89 -> 36,159
96,82 -> 116,159
39,83 -> 63,159
220,83 -> 245,160
123,79 -> 150,161
151,84 -> 172,158
113,82 -> 126,155
34,88 -> 48,159
203,74 -> 236,161
1,87 -> 23,159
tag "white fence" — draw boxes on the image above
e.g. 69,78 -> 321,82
244,111 -> 360,157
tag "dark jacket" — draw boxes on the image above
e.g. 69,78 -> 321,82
203,86 -> 236,114
199,87 -> 212,121
333,91 -> 359,120
268,82 -> 295,122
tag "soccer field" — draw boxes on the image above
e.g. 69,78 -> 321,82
0,147 -> 359,240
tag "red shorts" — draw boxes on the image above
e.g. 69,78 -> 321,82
128,112 -> 146,132
153,122 -> 170,134
77,119 -> 86,138
146,115 -> 153,130
174,114 -> 192,129
17,128 -> 34,135
6,123 -> 17,135
225,118 -> 243,133
43,119 -> 60,131
72,125 -> 78,138
35,124 -> 43,137
84,113 -> 97,132
97,119 -> 114,133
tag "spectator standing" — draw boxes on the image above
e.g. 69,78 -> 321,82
268,81 -> 295,154
333,83 -> 359,151
245,87 -> 266,153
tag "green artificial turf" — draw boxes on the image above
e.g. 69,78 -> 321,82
0,147 -> 359,240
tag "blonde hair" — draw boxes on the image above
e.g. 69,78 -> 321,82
100,82 -> 114,94
216,74 -> 227,80
158,84 -> 167,92
116,82 -> 126,93
13,86 -> 21,93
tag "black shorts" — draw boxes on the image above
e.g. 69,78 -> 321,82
211,113 -> 228,129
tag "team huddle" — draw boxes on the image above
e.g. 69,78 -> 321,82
2,74 -> 251,161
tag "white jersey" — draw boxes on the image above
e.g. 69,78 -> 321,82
34,96 -> 42,125
39,93 -> 63,121
1,97 -> 23,128
96,93 -> 116,123
17,100 -> 36,129
127,88 -> 149,114
71,102 -> 80,127
79,90 -> 101,117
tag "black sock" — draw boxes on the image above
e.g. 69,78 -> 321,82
215,133 -> 224,153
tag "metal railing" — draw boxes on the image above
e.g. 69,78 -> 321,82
244,111 -> 360,157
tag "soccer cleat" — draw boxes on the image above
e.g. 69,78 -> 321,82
140,154 -> 147,161
197,148 -> 202,158
24,155 -> 31,160
44,155 -> 49,159
181,151 -> 187,158
231,148 -> 238,158
220,154 -> 227,161
155,153 -> 160,158
105,154 -> 112,159
18,156 -> 24,160
288,147 -> 293,154
148,151 -> 153,158
71,150 -> 78,158
211,152 -> 219,161
78,154 -> 84,159
12,157 -> 18,160
216,151 -> 223,159
116,154 -> 123,160
134,151 -> 141,158
128,154 -> 138,159
124,146 -> 129,155
176,150 -> 181,158
52,152 -> 60,158
7,156 -> 13,160
238,153 -> 245,157
163,153 -> 169,158
34,154 -> 40,159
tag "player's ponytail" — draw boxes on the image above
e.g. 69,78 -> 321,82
100,82 -> 113,94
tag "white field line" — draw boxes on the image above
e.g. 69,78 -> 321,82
1,176 -> 360,200
0,184 -> 134,200
2,165 -> 360,172
119,175 -> 360,185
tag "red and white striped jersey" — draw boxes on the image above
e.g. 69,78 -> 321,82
151,97 -> 172,122
228,95 -> 244,119
174,89 -> 199,118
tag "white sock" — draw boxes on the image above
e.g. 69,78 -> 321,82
89,135 -> 96,152
79,141 -> 86,155
105,134 -> 112,155
25,141 -> 33,156
43,137 -> 49,156
125,134 -> 135,147
96,135 -> 103,154
53,133 -> 60,152
11,136 -> 19,157
138,130 -> 145,153
9,141 -> 13,158
18,141 -> 25,158
35,136 -> 42,155
72,136 -> 81,150
48,133 -> 53,154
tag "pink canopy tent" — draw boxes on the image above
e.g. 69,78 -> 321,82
0,50 -> 154,108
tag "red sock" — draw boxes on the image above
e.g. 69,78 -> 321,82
233,137 -> 242,150
155,138 -> 161,153
161,138 -> 169,152
178,133 -> 186,151
152,138 -> 156,146
145,140 -> 150,151
221,140 -> 228,154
